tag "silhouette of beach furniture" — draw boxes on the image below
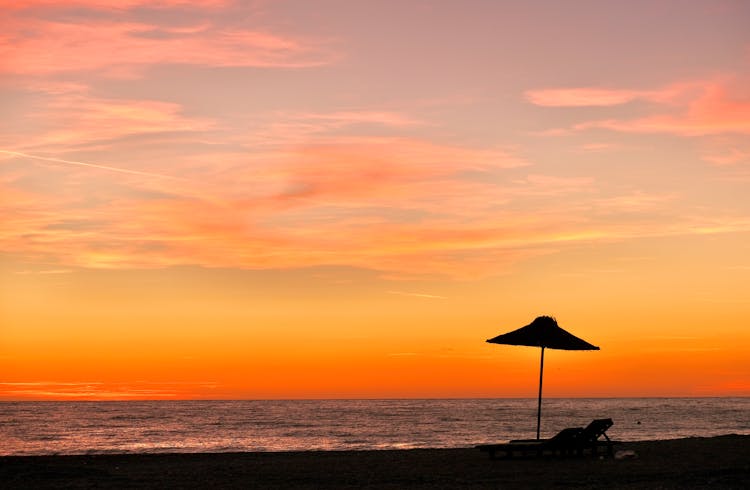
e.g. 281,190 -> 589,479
477,427 -> 583,459
577,418 -> 615,457
476,418 -> 615,459
486,316 -> 600,440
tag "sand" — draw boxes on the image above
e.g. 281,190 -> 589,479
2,435 -> 748,489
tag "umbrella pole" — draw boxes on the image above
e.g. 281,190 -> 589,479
536,346 -> 545,440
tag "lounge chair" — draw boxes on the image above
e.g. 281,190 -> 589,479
476,418 -> 616,459
576,418 -> 615,457
476,427 -> 584,459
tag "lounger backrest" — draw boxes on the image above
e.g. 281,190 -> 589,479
580,418 -> 613,442
547,427 -> 584,445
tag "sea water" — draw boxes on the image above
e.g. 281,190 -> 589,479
1,398 -> 748,456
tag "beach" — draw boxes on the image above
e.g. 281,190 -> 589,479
1,435 -> 748,489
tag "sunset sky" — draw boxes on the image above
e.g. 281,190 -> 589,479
1,0 -> 749,400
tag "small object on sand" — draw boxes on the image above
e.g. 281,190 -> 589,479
614,449 -> 638,460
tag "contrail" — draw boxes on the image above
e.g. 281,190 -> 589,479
0,149 -> 182,180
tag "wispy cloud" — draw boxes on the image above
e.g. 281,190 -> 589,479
2,4 -> 748,283
594,191 -> 677,213
1,89 -> 216,153
7,0 -> 228,9
510,174 -> 594,196
526,87 -> 656,107
267,137 -> 528,203
13,269 -> 72,275
5,123 -> 750,279
0,134 -> 540,277
244,111 -> 426,147
0,381 -> 218,400
293,111 -> 423,127
1,18 -> 336,77
524,83 -> 692,107
0,381 -> 102,386
576,142 -> 620,152
532,79 -> 750,136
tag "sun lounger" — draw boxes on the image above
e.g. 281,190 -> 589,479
476,427 -> 584,459
577,418 -> 615,457
476,418 -> 616,459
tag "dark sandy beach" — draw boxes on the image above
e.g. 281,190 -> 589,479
2,435 -> 748,489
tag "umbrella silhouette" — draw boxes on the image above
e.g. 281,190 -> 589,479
487,316 -> 599,439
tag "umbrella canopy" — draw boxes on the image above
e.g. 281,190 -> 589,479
487,316 -> 599,439
487,315 -> 599,351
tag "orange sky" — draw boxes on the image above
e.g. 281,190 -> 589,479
1,0 -> 749,400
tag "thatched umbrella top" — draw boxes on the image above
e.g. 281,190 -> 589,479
487,316 -> 599,351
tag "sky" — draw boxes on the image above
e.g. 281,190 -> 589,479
1,0 -> 749,400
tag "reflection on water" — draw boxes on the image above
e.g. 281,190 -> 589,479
1,398 -> 748,455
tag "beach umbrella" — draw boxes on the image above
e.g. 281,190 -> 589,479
486,316 -> 599,439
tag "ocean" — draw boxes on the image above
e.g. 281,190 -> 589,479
1,398 -> 748,456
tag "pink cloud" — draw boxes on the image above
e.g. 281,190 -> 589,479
112,197 -> 562,278
293,111 -> 423,128
45,94 -> 213,138
525,88 -> 652,107
510,174 -> 595,196
0,18 -> 336,76
524,82 -> 697,107
3,169 -> 747,279
243,111 -> 425,148
21,81 -> 90,95
594,192 -> 677,213
3,91 -> 214,151
577,83 -> 750,135
4,130 -> 746,279
271,137 -> 527,203
576,142 -> 620,152
6,0 -> 229,11
0,136 -> 541,277
531,79 -> 750,136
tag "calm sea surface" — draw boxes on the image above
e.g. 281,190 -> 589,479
1,398 -> 748,456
